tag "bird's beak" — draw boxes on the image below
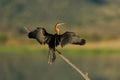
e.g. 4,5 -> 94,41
58,23 -> 65,26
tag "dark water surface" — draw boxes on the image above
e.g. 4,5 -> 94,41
0,50 -> 119,80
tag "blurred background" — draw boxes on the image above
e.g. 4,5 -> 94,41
0,0 -> 120,80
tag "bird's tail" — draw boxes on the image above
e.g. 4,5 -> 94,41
48,48 -> 56,64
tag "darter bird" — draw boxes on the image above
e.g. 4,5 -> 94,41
28,23 -> 86,64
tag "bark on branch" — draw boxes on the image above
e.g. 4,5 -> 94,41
56,49 -> 90,80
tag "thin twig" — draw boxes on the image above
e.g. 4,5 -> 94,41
24,27 -> 91,80
56,49 -> 90,80
24,27 -> 30,33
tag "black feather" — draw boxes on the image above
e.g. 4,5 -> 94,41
28,27 -> 86,64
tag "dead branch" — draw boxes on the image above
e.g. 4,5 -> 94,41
24,27 -> 91,80
56,49 -> 90,80
24,27 -> 30,33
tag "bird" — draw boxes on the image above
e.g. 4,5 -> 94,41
28,23 -> 86,64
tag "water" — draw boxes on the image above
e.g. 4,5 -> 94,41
0,52 -> 119,80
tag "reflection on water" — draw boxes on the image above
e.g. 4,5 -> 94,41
0,52 -> 119,80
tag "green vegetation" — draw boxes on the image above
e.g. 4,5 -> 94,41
0,0 -> 120,41
0,45 -> 120,54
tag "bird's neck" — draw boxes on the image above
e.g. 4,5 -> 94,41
55,25 -> 60,35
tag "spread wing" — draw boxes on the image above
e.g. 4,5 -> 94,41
28,27 -> 53,45
60,32 -> 86,47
